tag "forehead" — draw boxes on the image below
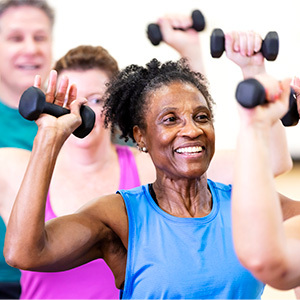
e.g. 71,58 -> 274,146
148,81 -> 208,110
58,69 -> 109,96
0,6 -> 51,33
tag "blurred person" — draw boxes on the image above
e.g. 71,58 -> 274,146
0,0 -> 54,298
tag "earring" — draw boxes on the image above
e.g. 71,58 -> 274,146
137,145 -> 147,153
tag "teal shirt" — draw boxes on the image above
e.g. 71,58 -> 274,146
0,99 -> 37,282
0,100 -> 37,150
0,217 -> 20,282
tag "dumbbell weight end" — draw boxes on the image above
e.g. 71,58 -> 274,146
19,86 -> 95,138
147,9 -> 205,46
235,78 -> 299,127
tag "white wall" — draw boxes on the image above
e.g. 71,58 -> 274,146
47,0 -> 300,158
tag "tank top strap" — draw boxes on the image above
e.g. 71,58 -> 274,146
116,145 -> 140,189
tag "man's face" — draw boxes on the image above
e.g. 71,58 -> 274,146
0,6 -> 53,96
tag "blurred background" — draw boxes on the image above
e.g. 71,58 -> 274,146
46,1 -> 300,298
47,0 -> 300,158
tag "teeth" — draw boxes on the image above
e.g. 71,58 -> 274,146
18,65 -> 39,70
176,146 -> 203,154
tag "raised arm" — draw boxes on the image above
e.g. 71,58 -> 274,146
232,75 -> 300,290
208,31 -> 292,184
156,14 -> 205,74
3,71 -> 125,276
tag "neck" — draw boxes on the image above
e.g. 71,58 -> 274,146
56,136 -> 117,173
153,174 -> 212,218
0,85 -> 23,108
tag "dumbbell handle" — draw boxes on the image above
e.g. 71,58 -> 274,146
19,86 -> 95,138
235,78 -> 299,127
147,9 -> 205,46
210,29 -> 279,61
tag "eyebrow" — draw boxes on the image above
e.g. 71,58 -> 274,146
158,105 -> 209,115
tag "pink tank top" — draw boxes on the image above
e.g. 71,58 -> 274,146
20,145 -> 140,299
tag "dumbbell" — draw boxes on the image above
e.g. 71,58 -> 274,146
147,9 -> 205,46
235,78 -> 299,127
210,28 -> 279,61
19,86 -> 96,138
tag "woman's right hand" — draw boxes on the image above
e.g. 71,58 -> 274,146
290,76 -> 300,117
33,70 -> 87,143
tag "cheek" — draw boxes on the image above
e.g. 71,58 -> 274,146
94,107 -> 105,125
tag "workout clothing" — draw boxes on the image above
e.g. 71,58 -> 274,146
20,145 -> 140,299
0,100 -> 36,298
0,217 -> 22,299
119,180 -> 265,299
0,100 -> 37,150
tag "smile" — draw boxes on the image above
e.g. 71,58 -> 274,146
175,146 -> 203,154
17,64 -> 40,70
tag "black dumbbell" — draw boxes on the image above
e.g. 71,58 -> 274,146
235,78 -> 299,127
210,28 -> 279,61
19,86 -> 96,138
147,10 -> 205,46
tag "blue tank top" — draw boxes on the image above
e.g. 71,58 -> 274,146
118,180 -> 265,299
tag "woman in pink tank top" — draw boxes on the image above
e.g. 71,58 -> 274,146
18,45 -> 155,299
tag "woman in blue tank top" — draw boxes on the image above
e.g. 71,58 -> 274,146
4,34 -> 300,299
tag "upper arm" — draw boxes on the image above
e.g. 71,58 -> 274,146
0,148 -> 31,222
207,149 -> 234,184
25,194 -> 127,272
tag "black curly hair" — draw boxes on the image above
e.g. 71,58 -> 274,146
103,58 -> 215,143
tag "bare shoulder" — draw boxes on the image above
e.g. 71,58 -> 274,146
284,215 -> 300,239
0,147 -> 31,166
207,149 -> 234,184
130,147 -> 156,184
77,193 -> 129,247
0,148 -> 31,221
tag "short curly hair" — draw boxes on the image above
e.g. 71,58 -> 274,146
103,58 -> 215,143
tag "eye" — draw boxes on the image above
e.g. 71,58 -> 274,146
87,98 -> 105,106
163,114 -> 177,124
8,35 -> 23,42
195,113 -> 210,122
34,35 -> 48,42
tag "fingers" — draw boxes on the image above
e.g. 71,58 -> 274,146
158,14 -> 192,30
54,75 -> 69,107
65,84 -> 77,108
45,70 -> 57,103
227,31 -> 262,56
291,76 -> 300,96
34,75 -> 42,88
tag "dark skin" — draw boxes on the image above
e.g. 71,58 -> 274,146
4,75 -> 216,288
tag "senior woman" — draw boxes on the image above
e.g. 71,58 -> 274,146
4,57 -> 269,299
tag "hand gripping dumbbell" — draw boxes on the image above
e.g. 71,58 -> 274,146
235,78 -> 299,127
147,9 -> 206,46
210,28 -> 279,61
19,86 -> 96,138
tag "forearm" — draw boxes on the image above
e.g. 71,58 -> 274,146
179,41 -> 205,74
232,122 -> 287,277
4,128 -> 64,270
270,120 -> 293,176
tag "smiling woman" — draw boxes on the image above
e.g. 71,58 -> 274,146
4,57 -> 267,299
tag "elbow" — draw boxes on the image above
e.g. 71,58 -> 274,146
4,245 -> 26,270
273,156 -> 293,177
238,252 -> 290,289
4,242 -> 38,271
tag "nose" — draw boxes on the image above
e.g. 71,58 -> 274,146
180,118 -> 203,138
23,37 -> 39,54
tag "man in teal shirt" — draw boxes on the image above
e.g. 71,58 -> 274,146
0,0 -> 54,298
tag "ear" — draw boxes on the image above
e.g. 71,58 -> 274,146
133,125 -> 146,147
